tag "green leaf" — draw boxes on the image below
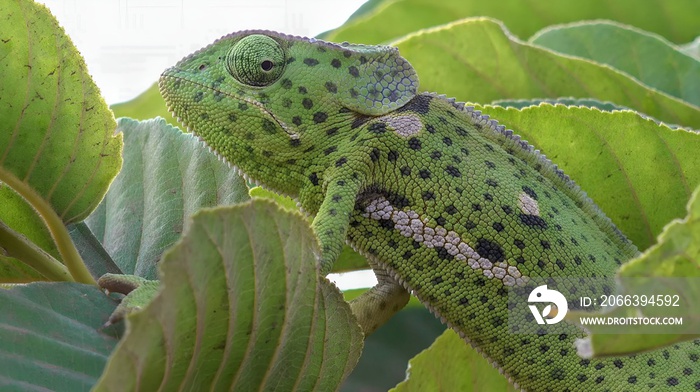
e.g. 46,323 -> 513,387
680,36 -> 700,60
326,0 -> 700,45
94,200 -> 363,391
0,0 -> 123,284
392,330 -> 517,392
0,282 -> 121,391
530,21 -> 700,107
570,185 -> 700,356
396,19 -> 700,129
0,0 -> 122,222
0,255 -> 47,282
85,118 -> 249,279
110,83 -> 178,126
479,104 -> 700,251
494,97 -> 628,112
341,298 -> 445,392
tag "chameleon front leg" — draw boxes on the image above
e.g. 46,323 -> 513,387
305,170 -> 364,275
349,266 -> 410,335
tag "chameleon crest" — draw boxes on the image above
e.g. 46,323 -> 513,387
161,31 -> 700,391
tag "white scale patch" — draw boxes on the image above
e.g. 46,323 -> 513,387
518,192 -> 540,216
382,114 -> 423,137
362,197 -> 526,286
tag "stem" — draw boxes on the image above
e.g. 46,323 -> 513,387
0,168 -> 96,284
0,221 -> 72,281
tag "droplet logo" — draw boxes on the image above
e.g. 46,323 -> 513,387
528,285 -> 568,325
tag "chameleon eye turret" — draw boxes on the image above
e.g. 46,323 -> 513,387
227,34 -> 286,87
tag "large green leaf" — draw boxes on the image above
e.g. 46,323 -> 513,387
326,0 -> 700,45
572,185 -> 700,356
0,282 -> 121,391
531,21 -> 700,107
396,19 -> 700,129
0,0 -> 122,283
85,118 -> 249,279
479,104 -> 700,251
94,200 -> 363,391
392,330 -> 517,392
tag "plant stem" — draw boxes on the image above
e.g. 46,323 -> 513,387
0,169 -> 96,284
0,221 -> 72,281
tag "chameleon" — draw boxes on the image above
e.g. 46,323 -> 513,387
159,30 -> 700,391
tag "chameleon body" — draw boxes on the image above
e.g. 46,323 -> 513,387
159,31 -> 700,391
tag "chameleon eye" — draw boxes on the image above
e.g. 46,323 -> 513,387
227,34 -> 285,87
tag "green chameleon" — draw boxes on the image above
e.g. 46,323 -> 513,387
159,31 -> 699,391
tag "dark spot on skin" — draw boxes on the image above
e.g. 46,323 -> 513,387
400,166 -> 411,176
446,205 -> 457,215
343,50 -> 352,58
325,81 -> 338,93
430,150 -> 442,160
370,148 -> 380,161
378,219 -> 394,230
331,59 -> 341,68
537,260 -> 546,269
281,78 -> 292,89
304,58 -> 319,66
541,240 -> 550,249
298,86 -> 307,94
492,222 -> 504,232
351,115 -> 372,129
324,146 -> 336,155
335,157 -> 347,167
359,56 -> 368,64
485,179 -> 498,187
238,102 -> 248,111
261,119 -> 276,134
397,94 -> 432,115
368,122 -> 387,134
556,260 -> 565,270
455,126 -> 468,136
193,91 -> 204,102
595,363 -> 605,370
436,216 -> 446,226
502,205 -> 513,214
290,138 -> 301,147
332,194 -> 342,202
472,203 -> 482,211
667,378 -> 679,386
309,173 -> 318,186
520,214 -> 548,229
313,112 -> 328,123
286,57 -> 296,64
326,127 -> 339,136
484,143 -> 494,151
426,124 -> 436,133
483,193 -> 493,202
302,98 -> 313,109
485,160 -> 496,169
419,169 -> 431,179
408,138 -> 421,150
388,150 -> 399,161
422,191 -> 434,201
476,238 -> 505,262
348,66 -> 359,77
521,186 -> 538,200
445,166 -> 461,177
514,239 -> 525,249
443,137 -> 452,146
292,116 -> 302,126
614,360 -> 624,369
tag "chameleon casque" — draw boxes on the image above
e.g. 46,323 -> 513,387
159,31 -> 700,391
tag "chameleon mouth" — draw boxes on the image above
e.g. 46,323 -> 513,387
158,68 -> 298,139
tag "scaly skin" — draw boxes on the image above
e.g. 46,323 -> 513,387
159,31 -> 700,391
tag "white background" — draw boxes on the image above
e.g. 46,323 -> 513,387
36,0 -> 376,290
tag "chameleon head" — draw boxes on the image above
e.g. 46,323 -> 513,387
159,30 -> 419,194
